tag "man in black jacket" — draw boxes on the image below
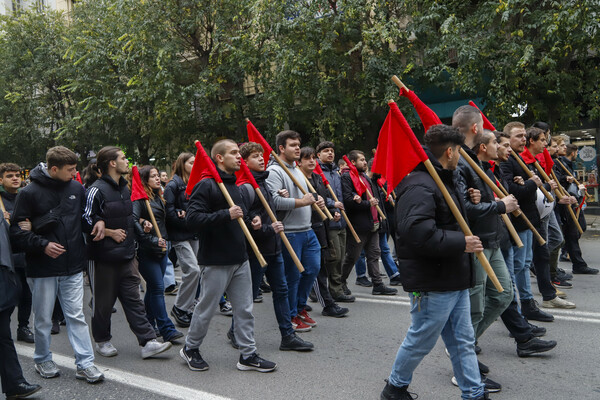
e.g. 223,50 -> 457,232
83,146 -> 172,360
381,125 -> 486,400
181,139 -> 276,372
340,150 -> 397,296
10,146 -> 103,383
0,163 -> 34,343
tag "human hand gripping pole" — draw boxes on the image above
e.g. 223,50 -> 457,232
131,166 -> 165,252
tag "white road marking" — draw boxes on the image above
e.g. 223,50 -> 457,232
15,344 -> 233,400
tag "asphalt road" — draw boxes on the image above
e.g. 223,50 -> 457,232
6,236 -> 600,400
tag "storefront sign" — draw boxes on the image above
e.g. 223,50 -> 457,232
579,146 -> 596,162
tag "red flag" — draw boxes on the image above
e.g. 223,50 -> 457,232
131,166 -> 148,201
235,158 -> 259,189
520,146 -> 537,165
342,155 -> 366,196
468,101 -> 496,131
185,141 -> 222,197
399,87 -> 442,133
313,163 -> 330,187
371,102 -> 429,191
489,160 -> 496,173
577,197 -> 585,211
535,148 -> 554,175
247,119 -> 273,169
75,171 -> 83,184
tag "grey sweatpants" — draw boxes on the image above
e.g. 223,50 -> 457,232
172,240 -> 201,313
185,260 -> 256,356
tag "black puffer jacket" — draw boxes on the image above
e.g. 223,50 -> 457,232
133,190 -> 168,257
456,145 -> 505,249
0,189 -> 26,269
341,170 -> 379,233
10,164 -> 86,278
394,148 -> 474,293
186,167 -> 248,266
500,153 -> 542,230
164,174 -> 196,242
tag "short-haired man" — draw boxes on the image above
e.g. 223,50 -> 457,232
0,163 -> 34,343
558,144 -> 598,274
381,125 -> 486,400
266,130 -> 323,331
340,150 -> 397,296
316,141 -> 354,302
182,139 -> 276,372
83,146 -> 172,359
10,146 -> 104,383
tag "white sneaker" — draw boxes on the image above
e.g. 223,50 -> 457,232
542,297 -> 576,309
95,341 -> 118,357
451,376 -> 458,387
141,339 -> 172,359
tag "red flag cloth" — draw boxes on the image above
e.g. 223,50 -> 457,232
342,155 -> 366,196
468,101 -> 496,131
75,172 -> 83,184
577,197 -> 585,211
399,87 -> 442,133
235,158 -> 259,189
371,102 -> 429,191
520,146 -> 537,165
535,148 -> 554,175
489,160 -> 496,173
313,163 -> 330,187
185,141 -> 223,197
130,166 -> 148,201
246,119 -> 273,169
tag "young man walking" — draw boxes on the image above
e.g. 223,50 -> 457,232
10,146 -> 104,383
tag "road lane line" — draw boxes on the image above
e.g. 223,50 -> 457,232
15,344 -> 233,400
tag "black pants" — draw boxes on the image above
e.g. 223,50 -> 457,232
313,249 -> 335,308
13,268 -> 32,328
0,306 -> 26,394
92,258 -> 156,346
532,220 -> 556,301
341,230 -> 382,286
563,220 -> 587,270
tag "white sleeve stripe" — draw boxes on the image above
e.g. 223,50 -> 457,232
84,187 -> 99,226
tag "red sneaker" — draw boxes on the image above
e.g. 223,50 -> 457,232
291,316 -> 312,332
298,309 -> 317,327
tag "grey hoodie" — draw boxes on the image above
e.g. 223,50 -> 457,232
266,161 -> 312,232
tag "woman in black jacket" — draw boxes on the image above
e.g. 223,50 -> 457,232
133,166 -> 183,343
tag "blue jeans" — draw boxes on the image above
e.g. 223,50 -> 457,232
502,245 -> 520,310
513,230 -> 533,301
355,232 -> 399,278
138,252 -> 178,340
28,272 -> 95,369
249,254 -> 294,337
388,290 -> 484,399
281,230 -> 321,317
162,243 -> 176,288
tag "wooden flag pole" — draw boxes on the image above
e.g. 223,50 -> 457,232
510,149 -> 554,202
556,158 -> 590,199
0,196 -> 9,225
422,159 -> 503,292
533,161 -> 583,234
301,174 -> 334,220
355,176 -> 386,220
495,179 -> 546,246
253,187 -> 304,272
270,151 -> 328,221
458,148 -> 523,248
391,75 -> 408,92
144,200 -> 165,252
379,184 -> 396,207
550,169 -> 584,235
324,183 -> 361,244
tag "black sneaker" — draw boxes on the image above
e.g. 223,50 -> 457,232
237,353 -> 277,372
332,294 -> 356,303
227,329 -> 239,349
356,276 -> 373,287
17,326 -> 35,343
573,266 -> 599,275
389,275 -> 402,286
474,343 -> 482,355
280,333 -> 314,351
478,360 -> 489,375
50,320 -> 60,335
521,299 -> 554,322
557,268 -> 573,280
171,306 -> 191,328
253,295 -> 263,303
302,304 -> 313,312
529,323 -> 547,337
482,376 -> 501,393
165,330 -> 184,343
380,381 -> 414,400
551,277 -> 573,288
516,337 -> 557,357
559,254 -> 570,262
260,279 -> 271,293
372,284 -> 397,296
322,304 -> 349,318
342,283 -> 352,295
5,382 -> 41,399
180,345 -> 209,371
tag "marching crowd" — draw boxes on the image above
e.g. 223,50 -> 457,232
0,104 -> 596,400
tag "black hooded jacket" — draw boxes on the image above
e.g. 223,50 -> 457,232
394,148 -> 474,292
164,174 -> 196,242
10,164 -> 86,278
